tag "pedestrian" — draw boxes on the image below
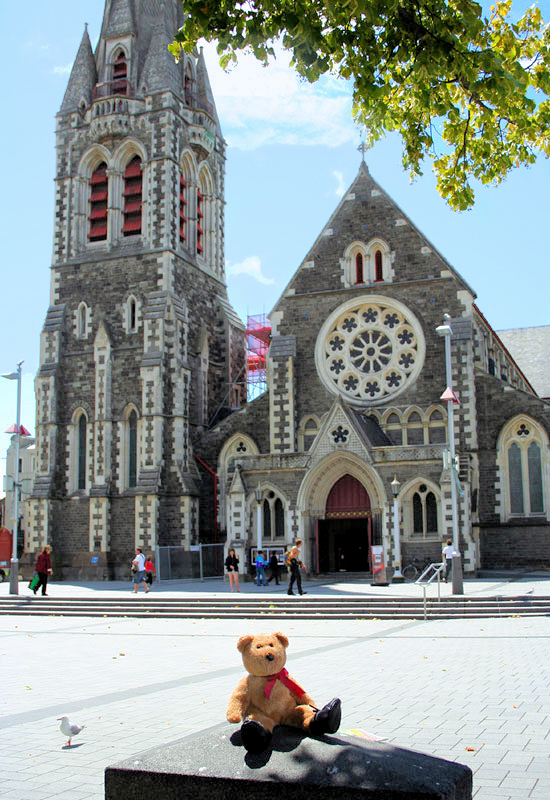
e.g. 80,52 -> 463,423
225,548 -> 240,592
442,538 -> 455,583
255,550 -> 267,586
33,545 -> 52,596
267,552 -> 280,585
287,539 -> 307,596
144,555 -> 156,586
131,547 -> 150,594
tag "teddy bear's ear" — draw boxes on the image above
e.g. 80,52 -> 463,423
237,634 -> 255,653
274,631 -> 289,648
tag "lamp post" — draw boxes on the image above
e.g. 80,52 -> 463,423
390,475 -> 404,582
435,316 -> 463,595
2,361 -> 24,595
255,484 -> 263,555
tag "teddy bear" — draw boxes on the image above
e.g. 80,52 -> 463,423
226,631 -> 341,754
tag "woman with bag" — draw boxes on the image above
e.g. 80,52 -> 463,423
33,545 -> 52,596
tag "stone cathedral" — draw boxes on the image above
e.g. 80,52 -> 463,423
27,0 -> 549,579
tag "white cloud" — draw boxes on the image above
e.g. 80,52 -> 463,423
202,43 -> 357,150
53,62 -> 73,75
227,256 -> 275,285
333,170 -> 346,197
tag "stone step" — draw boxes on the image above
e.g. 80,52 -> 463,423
0,595 -> 548,620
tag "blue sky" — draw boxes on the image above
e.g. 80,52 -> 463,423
1,0 -> 549,493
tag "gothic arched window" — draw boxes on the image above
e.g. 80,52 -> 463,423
355,253 -> 364,284
78,413 -> 87,490
257,490 -> 286,540
411,485 -> 438,537
375,250 -> 383,281
498,417 -> 547,520
122,156 -> 142,236
179,173 -> 187,243
89,162 -> 108,241
77,302 -> 88,339
196,188 -> 204,255
112,50 -> 128,95
128,410 -> 137,488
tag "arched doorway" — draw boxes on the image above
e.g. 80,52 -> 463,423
318,474 -> 372,572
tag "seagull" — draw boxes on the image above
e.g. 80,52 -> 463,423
57,715 -> 86,746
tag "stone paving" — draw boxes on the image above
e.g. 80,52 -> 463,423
0,574 -> 549,800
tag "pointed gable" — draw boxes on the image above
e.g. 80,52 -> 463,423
274,160 -> 475,308
59,26 -> 97,113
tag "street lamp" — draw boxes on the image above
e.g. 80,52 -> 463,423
390,475 -> 404,582
435,315 -> 463,595
2,360 -> 24,595
255,483 -> 263,555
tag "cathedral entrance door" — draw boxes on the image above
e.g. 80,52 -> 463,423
317,474 -> 372,573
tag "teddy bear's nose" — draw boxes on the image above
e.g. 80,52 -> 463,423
266,653 -> 274,661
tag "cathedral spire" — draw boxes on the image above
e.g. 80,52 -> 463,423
59,25 -> 97,113
140,3 -> 182,95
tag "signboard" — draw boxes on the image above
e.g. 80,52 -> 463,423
370,545 -> 389,586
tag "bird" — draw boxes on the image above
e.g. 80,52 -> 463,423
57,715 -> 86,746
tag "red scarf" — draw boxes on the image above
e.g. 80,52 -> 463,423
264,667 -> 305,699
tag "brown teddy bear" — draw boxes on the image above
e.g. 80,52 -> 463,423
226,631 -> 341,753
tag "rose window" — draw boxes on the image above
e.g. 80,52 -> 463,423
315,296 -> 425,405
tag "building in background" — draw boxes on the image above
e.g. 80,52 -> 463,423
17,0 -> 549,579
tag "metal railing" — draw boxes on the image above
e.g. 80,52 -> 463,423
415,561 -> 445,619
156,543 -> 224,582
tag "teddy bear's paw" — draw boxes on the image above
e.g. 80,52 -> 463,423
240,719 -> 273,754
309,697 -> 342,737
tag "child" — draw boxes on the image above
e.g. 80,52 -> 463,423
144,555 -> 156,586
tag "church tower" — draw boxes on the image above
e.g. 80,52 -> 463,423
28,0 -> 245,578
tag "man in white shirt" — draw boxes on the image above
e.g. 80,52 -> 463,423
442,539 -> 455,583
132,547 -> 150,594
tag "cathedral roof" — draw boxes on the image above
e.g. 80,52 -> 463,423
59,25 -> 97,113
140,7 -> 182,94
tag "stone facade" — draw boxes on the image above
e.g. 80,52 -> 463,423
200,164 -> 550,578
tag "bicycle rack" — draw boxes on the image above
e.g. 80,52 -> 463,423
415,562 -> 445,620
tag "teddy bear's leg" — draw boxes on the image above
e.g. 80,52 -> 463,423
240,711 -> 275,754
281,703 -> 317,731
308,698 -> 342,737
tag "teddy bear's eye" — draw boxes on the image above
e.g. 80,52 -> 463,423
256,644 -> 262,649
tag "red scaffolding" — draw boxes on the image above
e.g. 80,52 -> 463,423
246,314 -> 271,399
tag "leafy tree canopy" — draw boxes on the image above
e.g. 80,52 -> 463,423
171,0 -> 550,209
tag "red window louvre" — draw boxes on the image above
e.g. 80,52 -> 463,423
355,253 -> 363,283
89,163 -> 108,241
122,156 -> 142,236
375,250 -> 383,281
179,175 -> 187,242
196,189 -> 203,254
112,51 -> 127,95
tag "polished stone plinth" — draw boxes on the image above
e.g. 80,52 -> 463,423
105,723 -> 472,799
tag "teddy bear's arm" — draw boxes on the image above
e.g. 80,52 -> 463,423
298,691 -> 317,708
226,676 -> 250,723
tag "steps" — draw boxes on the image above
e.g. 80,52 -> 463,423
0,594 -> 548,620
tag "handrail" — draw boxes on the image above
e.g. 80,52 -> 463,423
415,562 -> 445,619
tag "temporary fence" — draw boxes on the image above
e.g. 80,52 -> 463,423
156,543 -> 225,581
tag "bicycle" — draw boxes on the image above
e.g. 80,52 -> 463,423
402,558 -> 443,582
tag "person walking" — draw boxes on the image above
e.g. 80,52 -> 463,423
33,545 -> 52,596
267,552 -> 280,585
442,538 -> 455,583
144,555 -> 156,587
131,547 -> 150,594
225,548 -> 240,592
287,539 -> 307,595
255,551 -> 267,586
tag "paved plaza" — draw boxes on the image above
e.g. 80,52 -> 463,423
1,574 -> 549,799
